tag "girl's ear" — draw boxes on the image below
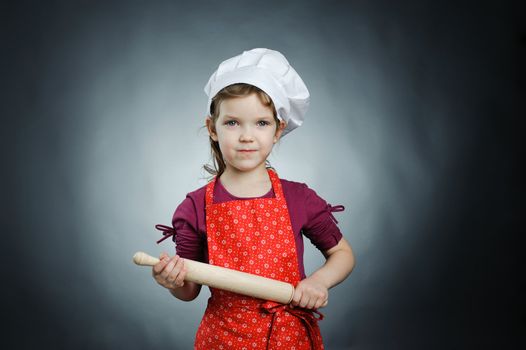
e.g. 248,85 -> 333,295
206,116 -> 218,141
273,120 -> 286,143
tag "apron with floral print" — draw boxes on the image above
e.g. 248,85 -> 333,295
194,169 -> 324,350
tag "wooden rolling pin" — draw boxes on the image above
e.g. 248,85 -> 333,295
133,251 -> 294,304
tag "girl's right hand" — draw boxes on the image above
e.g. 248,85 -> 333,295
152,252 -> 187,290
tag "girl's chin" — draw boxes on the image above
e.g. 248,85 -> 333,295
225,162 -> 267,173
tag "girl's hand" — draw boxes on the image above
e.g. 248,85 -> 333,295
290,276 -> 328,310
152,252 -> 187,290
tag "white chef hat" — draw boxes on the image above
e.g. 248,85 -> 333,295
204,48 -> 310,137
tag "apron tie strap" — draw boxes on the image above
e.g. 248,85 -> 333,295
261,301 -> 324,349
155,224 -> 176,244
326,204 -> 345,224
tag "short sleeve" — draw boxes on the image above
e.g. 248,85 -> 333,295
171,196 -> 205,262
301,184 -> 344,252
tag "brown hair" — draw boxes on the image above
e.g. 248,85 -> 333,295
204,83 -> 281,178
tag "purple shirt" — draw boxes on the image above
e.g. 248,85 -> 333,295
165,177 -> 344,279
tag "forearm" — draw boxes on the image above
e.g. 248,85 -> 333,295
169,281 -> 202,301
309,243 -> 355,289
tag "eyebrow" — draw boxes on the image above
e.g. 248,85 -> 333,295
224,114 -> 273,119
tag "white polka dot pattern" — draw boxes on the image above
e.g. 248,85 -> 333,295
194,169 -> 324,349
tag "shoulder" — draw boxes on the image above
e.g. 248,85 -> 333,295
279,178 -> 322,201
185,182 -> 209,203
279,177 -> 306,190
279,177 -> 332,220
173,182 -> 209,220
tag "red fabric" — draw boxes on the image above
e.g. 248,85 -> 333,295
194,169 -> 324,349
261,301 -> 324,350
161,177 -> 345,279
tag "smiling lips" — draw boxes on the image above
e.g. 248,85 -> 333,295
238,149 -> 257,152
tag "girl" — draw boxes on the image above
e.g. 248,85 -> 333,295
153,48 -> 355,349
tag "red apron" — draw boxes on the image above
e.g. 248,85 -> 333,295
195,169 -> 324,350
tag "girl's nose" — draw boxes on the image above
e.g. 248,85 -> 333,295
239,127 -> 254,142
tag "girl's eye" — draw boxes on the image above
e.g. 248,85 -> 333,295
257,120 -> 271,126
225,120 -> 238,126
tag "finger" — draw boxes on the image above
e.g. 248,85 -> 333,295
152,256 -> 170,275
173,255 -> 184,270
174,260 -> 186,287
161,256 -> 178,280
320,300 -> 328,308
158,253 -> 170,265
314,297 -> 327,309
168,256 -> 184,282
173,256 -> 185,275
291,289 -> 302,307
298,294 -> 310,309
306,297 -> 316,310
158,253 -> 171,264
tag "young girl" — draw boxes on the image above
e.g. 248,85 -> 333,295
152,48 -> 355,349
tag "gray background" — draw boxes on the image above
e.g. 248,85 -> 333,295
2,0 -> 524,349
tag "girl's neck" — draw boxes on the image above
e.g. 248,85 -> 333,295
219,167 -> 271,198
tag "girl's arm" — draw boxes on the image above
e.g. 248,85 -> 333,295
152,253 -> 202,301
291,237 -> 355,309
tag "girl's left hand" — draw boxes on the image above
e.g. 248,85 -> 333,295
290,277 -> 328,309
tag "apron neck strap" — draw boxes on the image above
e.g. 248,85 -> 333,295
205,168 -> 284,206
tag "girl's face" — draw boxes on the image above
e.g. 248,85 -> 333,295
207,93 -> 285,175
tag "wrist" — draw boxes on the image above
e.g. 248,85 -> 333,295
308,272 -> 330,290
